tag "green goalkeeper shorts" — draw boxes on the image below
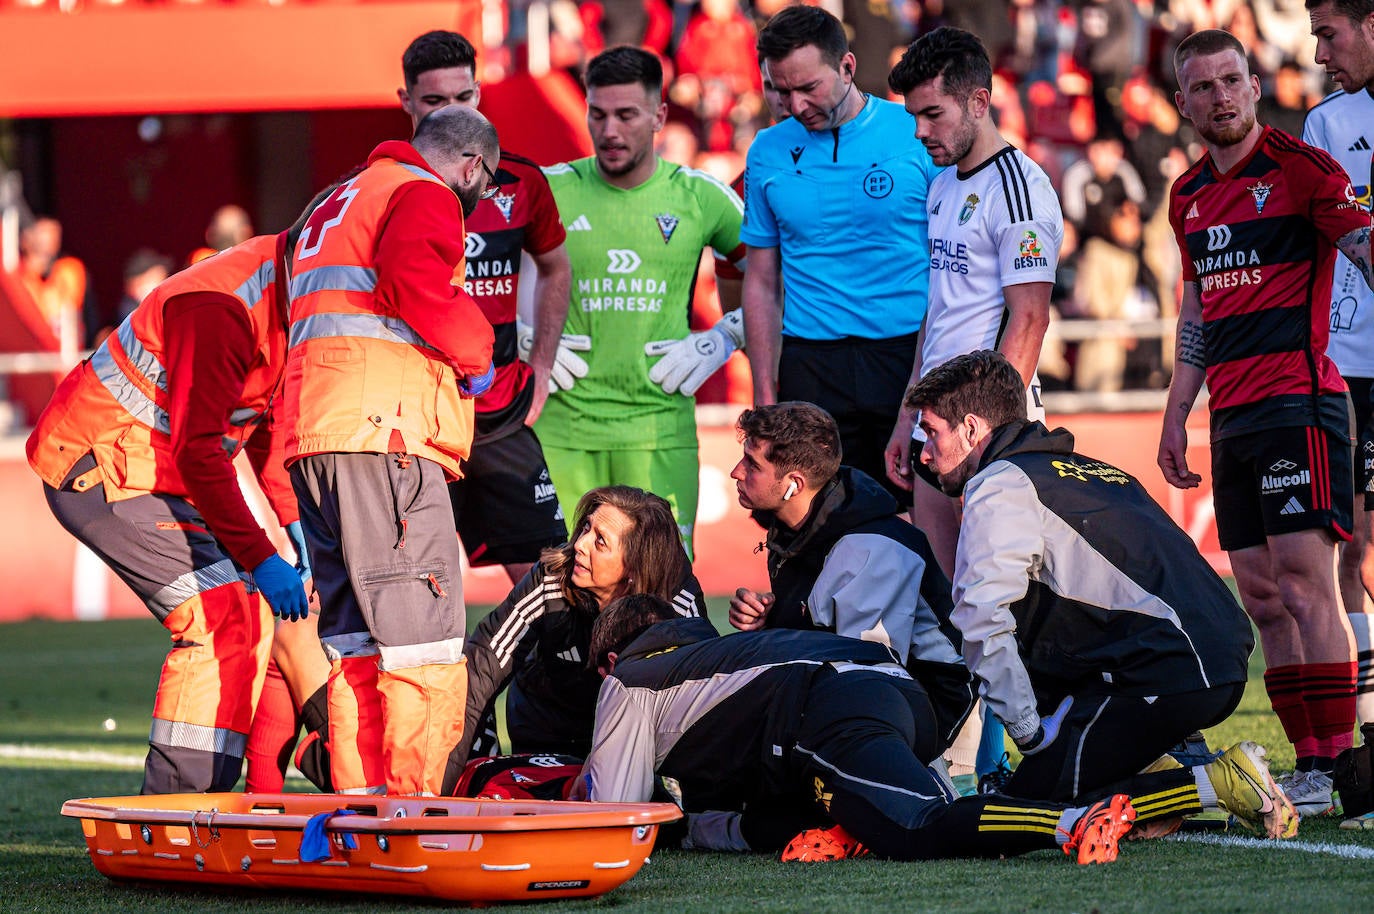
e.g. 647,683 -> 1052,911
540,443 -> 699,559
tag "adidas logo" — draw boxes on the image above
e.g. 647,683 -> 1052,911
1279,496 -> 1305,516
556,647 -> 582,662
568,214 -> 591,231
1350,136 -> 1371,152
932,200 -> 942,216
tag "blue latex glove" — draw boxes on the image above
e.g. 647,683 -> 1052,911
253,553 -> 310,622
1017,695 -> 1074,757
459,363 -> 495,397
286,520 -> 312,584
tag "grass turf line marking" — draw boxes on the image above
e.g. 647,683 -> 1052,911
1169,831 -> 1374,859
0,744 -> 143,767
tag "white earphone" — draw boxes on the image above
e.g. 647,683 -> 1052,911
783,480 -> 799,501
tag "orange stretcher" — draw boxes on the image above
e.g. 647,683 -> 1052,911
62,793 -> 682,903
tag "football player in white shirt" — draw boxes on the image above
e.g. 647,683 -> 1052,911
1304,86 -> 1374,731
883,26 -> 1063,575
881,25 -> 1063,799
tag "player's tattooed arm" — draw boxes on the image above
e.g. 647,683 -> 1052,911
1337,226 -> 1374,292
1177,319 -> 1206,369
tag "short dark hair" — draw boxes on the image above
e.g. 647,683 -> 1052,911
1174,29 -> 1249,80
585,46 -> 663,99
905,351 -> 1027,430
587,594 -> 679,672
402,30 -> 477,89
1304,0 -> 1374,21
736,402 -> 842,488
542,485 -> 689,614
888,27 -> 992,99
756,5 -> 848,69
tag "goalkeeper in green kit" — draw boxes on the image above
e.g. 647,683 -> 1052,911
537,46 -> 747,557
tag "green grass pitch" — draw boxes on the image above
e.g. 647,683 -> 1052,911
2,602 -> 1373,913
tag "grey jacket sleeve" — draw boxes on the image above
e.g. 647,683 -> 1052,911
583,676 -> 659,803
951,461 -> 1044,744
808,533 -> 962,666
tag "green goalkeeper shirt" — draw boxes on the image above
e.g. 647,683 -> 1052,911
537,156 -> 744,451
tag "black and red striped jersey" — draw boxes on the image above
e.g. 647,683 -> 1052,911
1169,126 -> 1369,440
463,150 -> 566,441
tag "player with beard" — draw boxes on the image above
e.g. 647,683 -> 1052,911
1159,28 -> 1374,817
538,47 -> 747,557
905,351 -> 1297,841
880,25 -> 1063,797
283,106 -> 497,796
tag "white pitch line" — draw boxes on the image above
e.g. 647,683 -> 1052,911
0,744 -> 143,768
1169,831 -> 1374,859
0,743 -> 311,781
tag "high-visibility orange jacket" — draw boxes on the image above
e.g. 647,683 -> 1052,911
27,234 -> 295,569
283,141 -> 494,478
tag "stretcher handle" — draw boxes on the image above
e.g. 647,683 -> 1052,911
61,800 -> 682,834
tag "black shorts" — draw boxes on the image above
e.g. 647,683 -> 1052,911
449,426 -> 568,567
778,333 -> 918,509
1345,376 -> 1374,510
1212,425 -> 1354,552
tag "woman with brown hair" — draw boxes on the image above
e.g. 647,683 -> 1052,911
441,485 -> 706,794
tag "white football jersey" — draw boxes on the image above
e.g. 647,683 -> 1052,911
1304,90 -> 1374,379
920,145 -> 1062,418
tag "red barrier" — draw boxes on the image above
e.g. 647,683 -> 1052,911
0,408 -> 1220,621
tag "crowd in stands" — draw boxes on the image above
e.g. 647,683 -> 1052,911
0,0 -> 1343,402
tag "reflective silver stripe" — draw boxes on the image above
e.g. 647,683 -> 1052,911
90,343 -> 170,435
339,785 -> 388,795
289,264 -> 377,300
397,162 -> 447,185
378,638 -> 465,671
233,259 -> 275,309
115,318 -> 168,392
149,718 -> 248,758
148,560 -> 241,617
289,312 -> 436,351
322,631 -> 380,661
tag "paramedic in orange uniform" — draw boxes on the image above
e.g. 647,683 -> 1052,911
283,105 -> 497,796
27,218 -> 315,794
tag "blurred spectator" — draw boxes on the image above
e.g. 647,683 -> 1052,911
841,0 -> 913,96
1060,134 -> 1146,242
116,248 -> 173,325
1070,198 -> 1162,391
1225,1 -> 1277,85
1072,0 -> 1142,139
673,0 -> 762,151
1123,81 -> 1194,215
656,119 -> 701,166
15,215 -> 91,350
1121,81 -> 1191,338
923,0 -> 1016,66
1256,58 -> 1309,138
188,204 -> 253,266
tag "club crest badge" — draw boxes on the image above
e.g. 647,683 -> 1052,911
958,193 -> 980,225
493,191 -> 515,224
655,213 -> 680,244
1249,181 -> 1272,214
